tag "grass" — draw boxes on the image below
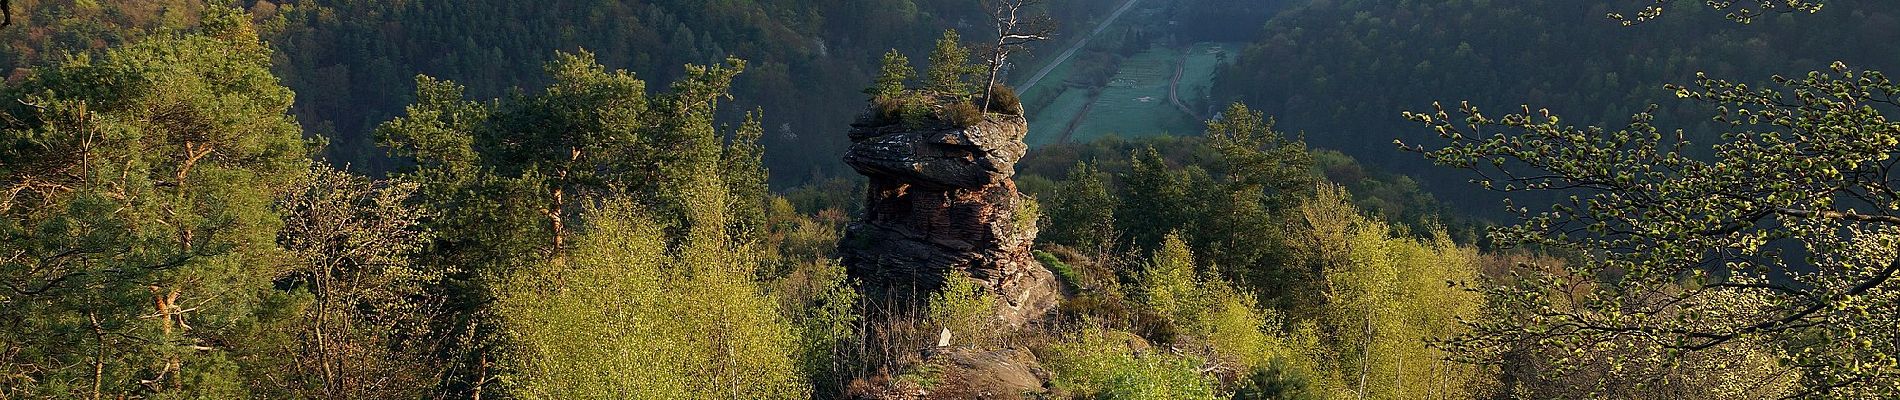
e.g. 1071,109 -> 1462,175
1067,46 -> 1192,144
1027,88 -> 1096,146
1024,42 -> 1236,146
1175,42 -> 1232,119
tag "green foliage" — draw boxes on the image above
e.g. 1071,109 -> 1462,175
776,259 -> 862,395
868,49 -> 915,98
943,100 -> 987,127
723,112 -> 772,248
1014,194 -> 1043,236
1405,62 -> 1900,397
984,84 -> 1025,115
1610,0 -> 1825,25
1215,0 -> 1893,218
1136,233 -> 1321,384
925,30 -> 976,99
275,165 -> 442,398
1044,161 -> 1120,252
1192,103 -> 1314,278
1140,234 -> 1201,321
498,200 -> 809,399
377,51 -> 781,397
899,93 -> 934,129
927,270 -> 998,348
894,361 -> 946,389
1040,328 -> 1221,400
0,9 -> 309,396
1291,184 -> 1488,399
1018,126 -> 1468,318
1036,250 -> 1084,291
1234,359 -> 1323,400
1119,147 -> 1195,250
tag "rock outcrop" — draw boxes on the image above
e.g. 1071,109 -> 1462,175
839,113 -> 1059,327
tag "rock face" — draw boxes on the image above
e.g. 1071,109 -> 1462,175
839,113 -> 1059,326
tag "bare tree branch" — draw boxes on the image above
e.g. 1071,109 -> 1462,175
978,0 -> 1056,113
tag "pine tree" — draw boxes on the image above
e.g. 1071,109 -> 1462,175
1046,161 -> 1119,252
925,30 -> 974,99
0,7 -> 310,397
378,52 -> 767,398
1119,147 -> 1192,250
866,49 -> 913,98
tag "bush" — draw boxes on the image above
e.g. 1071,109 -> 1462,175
1013,194 -> 1041,236
1039,328 -> 1220,400
873,93 -> 905,123
900,95 -> 934,129
984,85 -> 1024,115
927,270 -> 997,347
1234,359 -> 1322,400
499,201 -> 810,399
941,101 -> 985,127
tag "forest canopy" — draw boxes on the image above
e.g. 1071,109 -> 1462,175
0,0 -> 1895,399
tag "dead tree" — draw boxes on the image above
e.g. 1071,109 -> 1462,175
979,0 -> 1055,113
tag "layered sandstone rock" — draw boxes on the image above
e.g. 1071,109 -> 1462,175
838,113 -> 1059,327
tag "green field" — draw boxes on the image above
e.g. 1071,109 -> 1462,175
1175,42 -> 1231,119
1023,42 -> 1235,146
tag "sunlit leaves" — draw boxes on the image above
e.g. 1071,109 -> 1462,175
1608,0 -> 1825,26
1406,63 -> 1900,397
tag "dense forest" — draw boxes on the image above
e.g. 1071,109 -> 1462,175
1214,0 -> 1900,211
2,0 -> 1897,399
0,0 -> 1114,185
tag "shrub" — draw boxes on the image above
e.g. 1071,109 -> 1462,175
1039,328 -> 1220,400
985,85 -> 1024,115
873,93 -> 905,123
1058,294 -> 1133,328
1234,359 -> 1322,400
900,95 -> 933,129
941,100 -> 985,127
1013,195 -> 1041,236
927,270 -> 997,347
499,201 -> 810,399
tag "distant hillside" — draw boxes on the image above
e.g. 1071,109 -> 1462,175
0,0 -> 1121,186
1214,0 -> 1900,212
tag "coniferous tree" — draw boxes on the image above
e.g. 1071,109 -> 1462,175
1045,161 -> 1119,252
924,30 -> 975,99
866,49 -> 914,98
377,52 -> 776,398
0,7 -> 309,397
1119,147 -> 1192,250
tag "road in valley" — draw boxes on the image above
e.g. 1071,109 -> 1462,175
1016,0 -> 1143,91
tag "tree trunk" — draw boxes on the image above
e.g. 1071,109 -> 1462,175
89,312 -> 104,400
1357,307 -> 1372,400
983,52 -> 1004,113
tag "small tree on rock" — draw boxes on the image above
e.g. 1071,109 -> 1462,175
925,30 -> 976,99
866,49 -> 913,98
978,0 -> 1055,112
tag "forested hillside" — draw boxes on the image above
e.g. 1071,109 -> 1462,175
0,0 -> 1113,185
1215,0 -> 1900,210
3,0 -> 1898,399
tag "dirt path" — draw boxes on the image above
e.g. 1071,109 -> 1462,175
1168,48 -> 1203,121
1017,0 -> 1143,91
1056,92 -> 1102,144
